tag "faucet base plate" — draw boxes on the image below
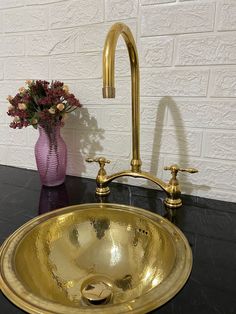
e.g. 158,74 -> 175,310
164,198 -> 182,209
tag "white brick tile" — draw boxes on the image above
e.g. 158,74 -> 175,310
0,35 -> 24,57
76,107 -> 103,132
27,127 -> 39,147
217,0 -> 236,31
140,37 -> 174,67
140,97 -> 168,128
26,29 -> 76,56
0,101 -> 15,125
203,131 -> 236,161
141,2 -> 215,36
141,68 -> 209,97
66,153 -> 84,177
210,69 -> 236,97
77,20 -> 136,52
104,156 -> 132,176
25,0 -> 65,4
5,146 -> 36,169
176,33 -> 236,65
75,78 -> 131,105
61,128 -> 75,154
141,155 -> 165,181
105,0 -> 138,21
141,128 -> 202,157
115,49 -> 132,77
75,130 -> 131,157
141,0 -> 175,4
167,100 -> 236,130
77,104 -> 132,132
80,103 -> 156,144
50,54 -> 101,79
64,114 -> 81,132
0,102 -> 7,124
0,61 -> 3,79
50,0 -> 103,29
100,107 -> 131,132
67,151 -> 103,177
0,0 -> 25,9
5,57 -> 49,79
0,80 -> 25,101
0,125 -> 28,146
0,13 -> 2,33
0,145 -> 7,165
3,7 -> 48,32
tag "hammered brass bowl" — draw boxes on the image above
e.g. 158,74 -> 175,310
0,203 -> 192,313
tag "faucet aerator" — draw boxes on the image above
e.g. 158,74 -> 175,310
103,87 -> 115,98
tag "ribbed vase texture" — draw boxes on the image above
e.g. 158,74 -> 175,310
35,126 -> 67,187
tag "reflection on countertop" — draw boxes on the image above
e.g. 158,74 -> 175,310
0,165 -> 236,314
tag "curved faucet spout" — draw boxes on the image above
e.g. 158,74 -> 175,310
102,22 -> 141,172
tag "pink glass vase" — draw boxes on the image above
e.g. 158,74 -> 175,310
35,125 -> 67,186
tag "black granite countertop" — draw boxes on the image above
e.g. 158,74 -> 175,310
0,165 -> 236,314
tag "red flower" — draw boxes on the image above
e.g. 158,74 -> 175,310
6,80 -> 81,129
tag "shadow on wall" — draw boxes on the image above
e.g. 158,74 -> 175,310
66,107 -> 105,176
150,96 -> 191,185
150,96 -> 209,195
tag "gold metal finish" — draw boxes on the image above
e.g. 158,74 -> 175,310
103,22 -> 141,172
164,165 -> 198,174
81,278 -> 113,305
87,22 -> 198,208
0,203 -> 192,314
163,165 -> 198,208
86,157 -> 111,195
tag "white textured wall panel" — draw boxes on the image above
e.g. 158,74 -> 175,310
0,0 -> 236,202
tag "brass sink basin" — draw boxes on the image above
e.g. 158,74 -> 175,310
0,203 -> 192,313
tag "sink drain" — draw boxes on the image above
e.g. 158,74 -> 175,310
82,280 -> 113,305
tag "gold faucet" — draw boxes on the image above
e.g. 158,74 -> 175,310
86,22 -> 198,209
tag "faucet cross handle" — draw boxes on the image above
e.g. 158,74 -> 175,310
86,157 -> 111,169
86,157 -> 111,196
164,164 -> 198,176
163,164 -> 198,209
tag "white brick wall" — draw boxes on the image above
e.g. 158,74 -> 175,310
0,0 -> 236,203
141,2 -> 215,36
50,0 -> 104,29
3,7 -> 48,32
217,0 -> 236,31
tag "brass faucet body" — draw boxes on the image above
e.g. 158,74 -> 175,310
103,22 -> 141,173
87,23 -> 198,209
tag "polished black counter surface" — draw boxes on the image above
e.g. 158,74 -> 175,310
0,165 -> 236,314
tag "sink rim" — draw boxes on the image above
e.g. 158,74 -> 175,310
0,203 -> 192,314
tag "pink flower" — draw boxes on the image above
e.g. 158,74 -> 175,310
18,103 -> 27,110
63,84 -> 69,93
8,104 -> 15,111
13,116 -> 20,122
6,95 -> 13,102
56,103 -> 65,111
31,118 -> 38,125
48,107 -> 55,114
18,87 -> 26,94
